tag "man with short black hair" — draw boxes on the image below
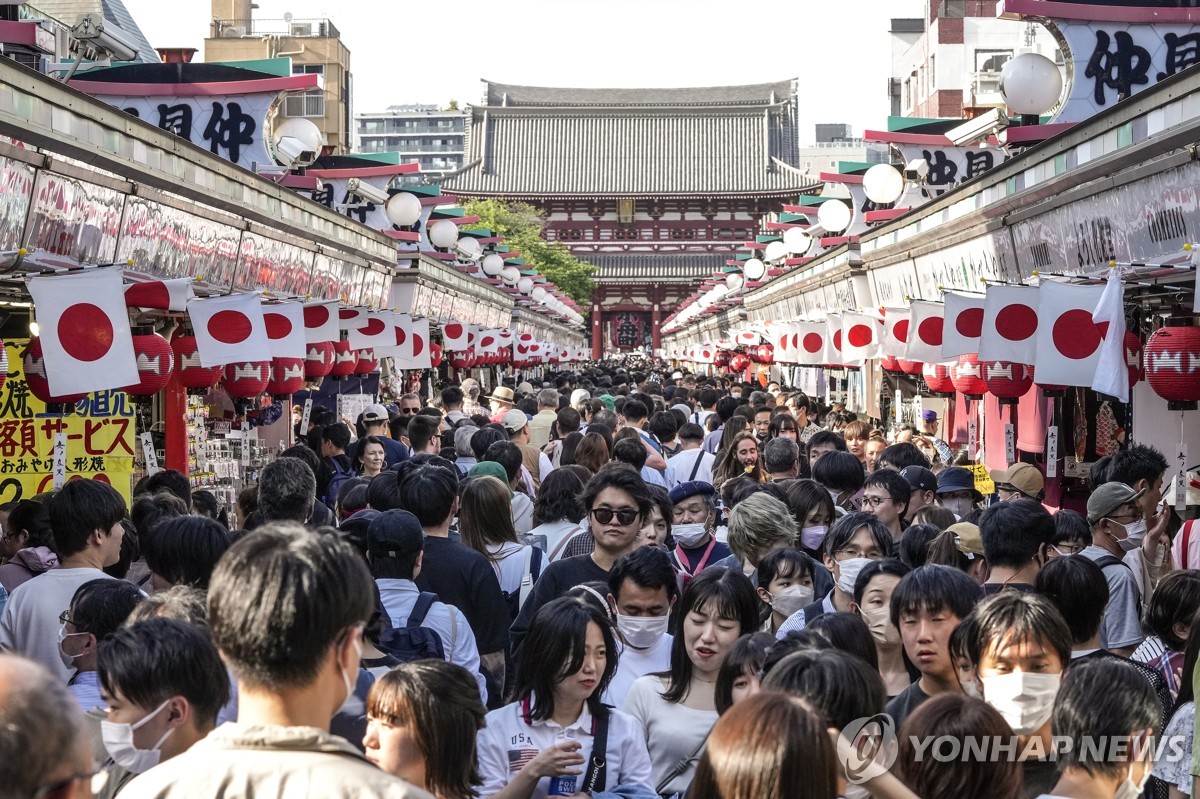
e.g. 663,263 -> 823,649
666,423 -> 715,488
143,469 -> 192,510
691,388 -> 718,428
862,470 -> 911,541
120,523 -> 431,798
978,498 -> 1055,594
899,465 -> 938,521
60,579 -> 143,712
257,458 -> 316,525
406,414 -> 442,455
603,547 -> 679,707
702,396 -> 741,453
752,406 -> 773,446
0,480 -> 124,679
441,385 -> 467,427
318,423 -> 353,505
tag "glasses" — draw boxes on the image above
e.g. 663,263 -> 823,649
398,407 -> 419,415
58,610 -> 73,626
836,547 -> 885,561
860,495 -> 891,508
591,507 -> 639,526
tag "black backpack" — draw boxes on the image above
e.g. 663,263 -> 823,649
377,592 -> 446,663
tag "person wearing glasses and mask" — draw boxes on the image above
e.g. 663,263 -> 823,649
509,464 -> 651,656
1079,483 -> 1151,658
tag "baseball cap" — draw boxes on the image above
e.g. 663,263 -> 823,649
460,378 -> 480,392
899,465 -> 938,493
936,466 -> 982,501
947,522 -> 984,559
570,388 -> 591,406
1087,482 -> 1146,524
363,403 -> 390,422
517,381 -> 534,395
669,481 -> 716,504
501,409 -> 529,433
990,462 -> 1045,499
922,409 -> 938,423
367,510 -> 424,560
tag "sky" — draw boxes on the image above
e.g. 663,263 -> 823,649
122,0 -> 925,139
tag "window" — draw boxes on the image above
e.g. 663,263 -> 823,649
975,49 -> 1013,73
287,64 -> 325,118
930,54 -> 936,89
292,64 -> 325,76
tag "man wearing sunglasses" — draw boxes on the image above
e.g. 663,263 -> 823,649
509,463 -> 652,655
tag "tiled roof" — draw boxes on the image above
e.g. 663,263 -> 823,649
581,252 -> 727,283
101,0 -> 161,63
445,80 -> 817,198
482,80 -> 797,108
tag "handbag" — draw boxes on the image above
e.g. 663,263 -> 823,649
655,731 -> 710,798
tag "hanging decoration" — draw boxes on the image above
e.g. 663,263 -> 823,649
22,338 -> 87,406
983,361 -> 1034,404
305,341 -> 335,379
265,357 -> 305,397
222,362 -> 270,398
122,330 -> 174,396
172,335 -> 222,390
330,340 -> 358,378
951,354 -> 988,400
1144,325 -> 1200,409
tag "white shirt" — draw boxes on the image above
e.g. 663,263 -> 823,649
0,567 -> 114,680
603,634 -> 673,708
486,541 -> 538,595
623,675 -> 717,797
477,699 -> 653,799
690,410 -> 714,428
512,493 -> 535,535
641,466 -> 668,489
375,578 -> 487,702
528,519 -> 585,560
666,449 -> 715,488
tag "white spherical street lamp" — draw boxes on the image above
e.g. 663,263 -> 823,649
783,226 -> 812,255
428,219 -> 459,249
862,164 -> 906,205
1000,53 -> 1064,116
384,191 -> 422,227
817,200 -> 852,234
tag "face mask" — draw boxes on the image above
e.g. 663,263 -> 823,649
980,671 -> 1060,735
940,498 -> 974,519
673,523 -> 710,549
730,392 -> 742,400
859,605 -> 901,646
58,624 -> 87,669
960,678 -> 983,700
616,613 -> 670,650
101,699 -> 173,774
800,525 -> 828,550
1107,518 -> 1147,552
1113,737 -> 1153,799
768,585 -> 815,618
339,631 -> 364,707
837,558 -> 874,594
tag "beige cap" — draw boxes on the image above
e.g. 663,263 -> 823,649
989,462 -> 1045,499
948,522 -> 984,558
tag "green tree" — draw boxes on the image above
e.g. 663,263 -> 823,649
446,99 -> 460,111
463,198 -> 595,306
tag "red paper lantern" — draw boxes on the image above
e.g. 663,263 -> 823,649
729,353 -> 750,372
880,355 -> 902,372
1144,325 -> 1200,407
305,341 -> 335,379
172,335 -> 222,390
898,359 -> 923,375
121,331 -> 174,396
330,340 -> 358,378
922,362 -> 955,395
757,343 -> 775,364
951,354 -> 988,400
714,350 -> 732,368
22,338 -> 86,406
430,342 -> 443,368
222,362 -> 269,398
355,349 -> 378,375
449,347 -> 475,369
265,357 -> 305,397
1124,330 -> 1143,387
983,361 -> 1033,403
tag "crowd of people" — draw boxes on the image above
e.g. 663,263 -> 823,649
0,365 -> 1196,799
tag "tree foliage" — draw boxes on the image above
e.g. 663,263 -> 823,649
463,198 -> 595,306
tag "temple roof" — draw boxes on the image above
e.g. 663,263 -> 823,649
580,252 -> 727,284
444,79 -> 817,199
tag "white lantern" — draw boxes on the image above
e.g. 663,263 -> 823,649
725,272 -> 745,292
817,200 -> 851,233
500,266 -> 521,285
1000,53 -> 1064,116
862,164 -> 906,205
517,276 -> 534,294
783,226 -> 812,255
764,240 -> 788,263
272,117 -> 324,167
532,286 -> 547,302
428,219 -> 459,248
457,237 -> 483,260
744,258 -> 767,281
384,192 -> 422,227
481,253 -> 504,276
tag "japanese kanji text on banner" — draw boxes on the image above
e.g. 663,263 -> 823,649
0,341 -> 136,503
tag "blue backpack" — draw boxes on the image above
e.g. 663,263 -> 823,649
324,457 -> 356,506
377,592 -> 446,663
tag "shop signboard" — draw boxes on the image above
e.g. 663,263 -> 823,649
911,231 -> 1020,299
895,145 -> 1010,197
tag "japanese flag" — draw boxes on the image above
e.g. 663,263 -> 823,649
476,329 -> 502,354
1034,281 -> 1107,387
514,332 -> 535,360
376,313 -> 412,357
262,302 -> 305,359
880,307 -> 910,357
124,278 -> 194,312
186,292 -> 271,367
347,311 -> 395,350
794,322 -> 826,366
338,307 -> 370,331
303,301 -> 340,343
824,314 -> 846,366
979,286 -> 1040,364
842,312 -> 883,362
904,301 -> 945,364
1091,269 -> 1128,402
771,323 -> 796,364
28,270 -> 138,396
441,320 -> 470,351
497,329 -> 514,348
941,292 -> 986,358
393,318 -> 431,370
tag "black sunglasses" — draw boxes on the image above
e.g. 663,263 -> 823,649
591,507 -> 639,525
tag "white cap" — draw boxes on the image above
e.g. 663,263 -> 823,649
362,404 -> 389,423
570,388 -> 591,406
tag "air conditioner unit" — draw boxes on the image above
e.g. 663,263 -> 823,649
290,23 -> 313,37
223,25 -> 246,37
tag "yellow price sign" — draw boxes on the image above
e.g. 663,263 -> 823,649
970,463 -> 996,496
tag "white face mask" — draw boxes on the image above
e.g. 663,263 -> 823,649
616,613 -> 670,650
800,525 -> 828,550
58,624 -> 87,669
673,523 -> 710,549
1113,737 -> 1153,799
1107,518 -> 1147,552
980,671 -> 1061,735
340,631 -> 364,707
940,497 -> 975,519
101,699 -> 173,774
768,584 -> 815,618
859,605 -> 901,646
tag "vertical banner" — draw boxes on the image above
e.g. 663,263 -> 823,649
300,398 -> 313,436
1176,443 -> 1189,513
52,431 -> 66,490
1046,426 -> 1059,479
894,390 -> 902,426
140,431 -> 160,475
968,415 -> 979,461
1005,424 -> 1016,465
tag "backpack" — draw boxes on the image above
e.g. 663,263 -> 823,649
324,457 -> 355,506
503,546 -> 544,620
377,592 -> 446,663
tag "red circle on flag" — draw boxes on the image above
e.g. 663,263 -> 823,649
338,309 -> 358,320
803,333 -> 823,353
304,305 -> 330,327
893,319 -> 910,342
445,323 -> 463,340
412,335 -> 425,358
209,311 -> 252,344
848,324 -> 873,348
59,303 -> 113,362
133,283 -> 170,309
778,336 -> 788,350
264,313 -> 292,340
480,336 -> 495,349
832,330 -> 843,351
956,308 -> 984,338
918,317 -> 943,346
1052,310 -> 1102,359
996,304 -> 1038,341
361,318 -> 386,336
394,326 -> 407,347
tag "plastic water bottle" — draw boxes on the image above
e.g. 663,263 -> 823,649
547,730 -> 578,796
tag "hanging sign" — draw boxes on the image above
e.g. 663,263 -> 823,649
970,463 -> 996,496
968,416 -> 979,462
1005,424 -> 1016,465
1047,426 -> 1060,478
299,398 -> 313,436
51,431 -> 66,490
1176,444 -> 1189,513
894,389 -> 903,425
140,431 -> 160,475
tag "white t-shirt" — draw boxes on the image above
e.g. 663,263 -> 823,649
0,567 -> 114,680
623,675 -> 718,796
477,699 -> 653,799
666,449 -> 715,488
528,519 -> 585,560
603,634 -> 673,708
376,578 -> 487,703
512,493 -> 535,535
486,542 -> 538,596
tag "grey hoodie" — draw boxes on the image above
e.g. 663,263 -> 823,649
0,546 -> 58,592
